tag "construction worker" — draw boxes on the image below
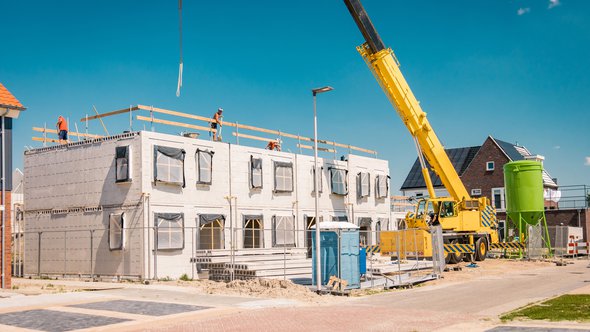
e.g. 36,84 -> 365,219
56,115 -> 68,144
211,108 -> 223,141
266,138 -> 281,151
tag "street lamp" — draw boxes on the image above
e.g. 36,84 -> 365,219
312,86 -> 333,292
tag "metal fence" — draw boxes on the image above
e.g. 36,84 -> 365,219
11,225 -> 439,289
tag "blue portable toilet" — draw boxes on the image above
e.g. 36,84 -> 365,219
311,222 -> 360,289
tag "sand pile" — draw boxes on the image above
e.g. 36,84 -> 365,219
179,278 -> 322,302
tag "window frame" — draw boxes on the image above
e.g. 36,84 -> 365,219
250,156 -> 263,189
486,161 -> 495,171
115,146 -> 131,183
198,214 -> 226,250
154,146 -> 186,187
273,161 -> 294,193
243,215 -> 264,249
154,212 -> 185,250
492,187 -> 506,211
108,213 -> 125,251
272,215 -> 296,248
357,172 -> 370,198
329,167 -> 348,195
196,149 -> 214,185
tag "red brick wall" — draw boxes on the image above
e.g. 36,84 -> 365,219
0,192 -> 10,289
460,137 -> 509,205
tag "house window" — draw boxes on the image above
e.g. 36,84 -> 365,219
109,213 -> 125,250
330,168 -> 348,195
313,166 -> 323,194
196,149 -> 213,184
486,161 -> 495,171
155,213 -> 184,250
471,188 -> 482,196
274,161 -> 293,192
199,214 -> 225,249
115,146 -> 131,182
243,215 -> 263,249
357,172 -> 370,198
272,215 -> 295,247
250,156 -> 263,189
154,146 -> 185,186
376,175 -> 389,198
492,187 -> 505,211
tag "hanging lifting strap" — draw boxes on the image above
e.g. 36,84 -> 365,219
176,0 -> 183,97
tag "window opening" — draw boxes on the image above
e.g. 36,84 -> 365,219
243,215 -> 263,249
359,217 -> 372,246
313,166 -> 323,194
305,215 -> 323,258
330,168 -> 348,195
272,215 -> 295,247
250,156 -> 263,189
376,175 -> 389,198
357,172 -> 370,198
155,213 -> 184,250
199,214 -> 225,250
109,213 -> 125,250
196,149 -> 213,184
154,146 -> 185,186
115,146 -> 131,182
274,162 -> 293,192
486,161 -> 495,171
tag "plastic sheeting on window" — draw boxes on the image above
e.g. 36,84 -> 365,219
199,214 -> 225,250
330,168 -> 348,195
196,149 -> 213,184
115,146 -> 131,183
250,156 -> 263,189
357,172 -> 370,198
332,215 -> 349,222
155,212 -> 184,250
312,166 -> 323,194
154,146 -> 186,187
272,215 -> 295,247
376,174 -> 390,198
109,213 -> 125,250
273,161 -> 293,192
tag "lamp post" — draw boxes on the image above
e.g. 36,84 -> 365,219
312,86 -> 333,292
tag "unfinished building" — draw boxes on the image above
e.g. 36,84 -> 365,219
23,129 -> 391,279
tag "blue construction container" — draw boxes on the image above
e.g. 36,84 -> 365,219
311,222 -> 360,289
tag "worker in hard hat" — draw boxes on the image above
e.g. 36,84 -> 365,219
211,108 -> 223,141
56,115 -> 68,144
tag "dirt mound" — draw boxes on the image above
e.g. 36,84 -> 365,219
180,278 -> 322,302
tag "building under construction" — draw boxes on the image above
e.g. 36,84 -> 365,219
22,114 -> 392,279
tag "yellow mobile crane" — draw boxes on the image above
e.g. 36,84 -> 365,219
343,0 -> 499,263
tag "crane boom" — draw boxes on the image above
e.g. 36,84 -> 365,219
343,0 -> 471,201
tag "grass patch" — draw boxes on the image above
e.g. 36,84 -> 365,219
179,273 -> 192,282
501,295 -> 590,322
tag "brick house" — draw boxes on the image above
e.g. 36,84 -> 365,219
0,83 -> 26,288
400,136 -> 558,220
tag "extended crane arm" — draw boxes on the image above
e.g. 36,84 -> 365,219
343,0 -> 471,202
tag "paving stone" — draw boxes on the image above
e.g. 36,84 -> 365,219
0,309 -> 130,332
70,299 -> 210,316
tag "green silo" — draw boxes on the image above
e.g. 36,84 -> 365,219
503,160 -> 545,226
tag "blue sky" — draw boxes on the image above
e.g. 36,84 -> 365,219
1,0 -> 589,193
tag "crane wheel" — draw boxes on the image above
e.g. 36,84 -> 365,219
475,237 -> 488,261
449,240 -> 463,264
